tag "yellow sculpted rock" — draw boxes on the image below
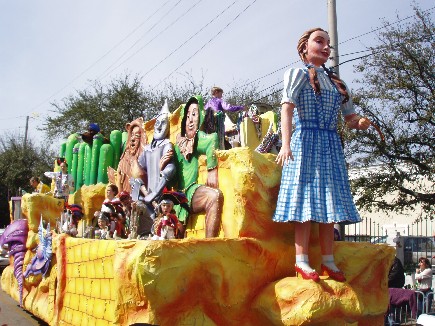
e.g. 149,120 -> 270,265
2,146 -> 395,326
21,183 -> 106,234
21,193 -> 64,231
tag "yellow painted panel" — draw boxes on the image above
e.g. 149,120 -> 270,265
83,278 -> 92,297
69,293 -> 80,311
93,298 -> 106,320
76,278 -> 84,295
91,279 -> 101,300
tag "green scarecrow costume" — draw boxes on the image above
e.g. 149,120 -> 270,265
173,95 -> 224,238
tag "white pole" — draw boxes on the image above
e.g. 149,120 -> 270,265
327,0 -> 345,239
327,0 -> 340,76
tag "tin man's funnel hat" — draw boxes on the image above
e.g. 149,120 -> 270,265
159,99 -> 170,117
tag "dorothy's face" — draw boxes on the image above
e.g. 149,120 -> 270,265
304,30 -> 331,67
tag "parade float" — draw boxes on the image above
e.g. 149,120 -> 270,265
0,101 -> 395,326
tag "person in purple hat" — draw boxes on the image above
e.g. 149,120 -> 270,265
80,122 -> 109,144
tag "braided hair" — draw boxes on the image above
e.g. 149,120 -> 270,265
297,27 -> 349,104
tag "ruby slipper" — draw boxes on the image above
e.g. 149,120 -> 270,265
295,264 -> 320,282
320,264 -> 346,282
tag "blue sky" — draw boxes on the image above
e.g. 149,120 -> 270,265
0,0 -> 433,147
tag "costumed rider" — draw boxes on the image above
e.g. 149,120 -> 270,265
204,86 -> 245,149
95,213 -> 111,240
44,158 -> 75,204
132,99 -> 177,238
79,123 -> 110,145
118,191 -> 133,233
173,95 -> 224,238
151,190 -> 188,240
101,201 -> 127,239
61,204 -> 84,237
29,176 -> 51,194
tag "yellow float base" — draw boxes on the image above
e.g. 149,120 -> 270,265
1,147 -> 394,325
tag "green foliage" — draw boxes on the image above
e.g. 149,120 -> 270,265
346,6 -> 435,218
0,134 -> 54,226
42,75 -> 152,141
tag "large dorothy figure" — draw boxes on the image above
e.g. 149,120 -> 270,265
273,28 -> 372,282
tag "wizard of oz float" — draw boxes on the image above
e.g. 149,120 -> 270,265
0,98 -> 394,326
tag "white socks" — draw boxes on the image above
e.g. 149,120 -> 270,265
296,255 -> 340,272
296,254 -> 315,272
322,255 -> 340,272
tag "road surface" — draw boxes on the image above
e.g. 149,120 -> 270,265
0,275 -> 48,325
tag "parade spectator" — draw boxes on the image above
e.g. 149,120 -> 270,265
415,257 -> 432,292
388,256 -> 405,288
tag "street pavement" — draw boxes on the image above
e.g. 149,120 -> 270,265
0,274 -> 48,325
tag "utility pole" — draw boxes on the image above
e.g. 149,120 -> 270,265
327,0 -> 346,240
24,115 -> 29,147
327,0 -> 340,76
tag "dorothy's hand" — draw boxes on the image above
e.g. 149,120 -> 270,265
357,117 -> 371,130
345,113 -> 371,130
276,147 -> 294,166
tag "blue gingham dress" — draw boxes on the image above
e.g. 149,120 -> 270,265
273,67 -> 361,224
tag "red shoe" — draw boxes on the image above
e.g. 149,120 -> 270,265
295,264 -> 320,282
321,264 -> 346,282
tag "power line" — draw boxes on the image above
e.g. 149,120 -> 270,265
152,0 -> 258,89
98,0 -> 186,80
339,5 -> 435,45
240,7 -> 435,96
18,2 -> 434,119
253,80 -> 282,102
252,43 -> 401,103
254,89 -> 282,103
331,50 -> 384,69
330,49 -> 372,59
241,61 -> 298,87
238,49 -> 373,89
73,0 -> 177,82
140,0 -> 239,79
250,49 -> 387,103
258,80 -> 282,94
251,51 -> 377,103
20,0 -> 174,117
